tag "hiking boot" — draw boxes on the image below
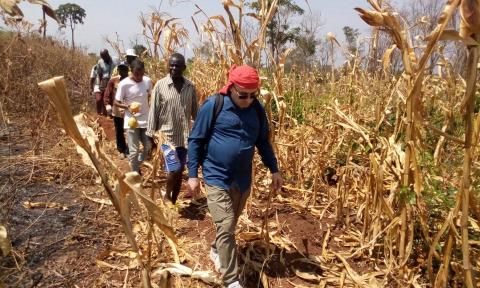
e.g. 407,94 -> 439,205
209,248 -> 221,272
226,281 -> 243,288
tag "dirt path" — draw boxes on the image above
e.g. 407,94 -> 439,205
1,115 -> 381,288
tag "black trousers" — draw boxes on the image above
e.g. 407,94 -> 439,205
113,116 -> 128,154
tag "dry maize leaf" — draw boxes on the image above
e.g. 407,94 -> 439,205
366,0 -> 382,11
326,32 -> 341,47
469,217 -> 480,231
155,270 -> 169,288
82,191 -> 112,206
333,252 -> 368,286
382,44 -> 397,73
108,250 -> 138,259
244,12 -> 260,20
354,8 -> 385,27
209,15 -> 227,28
222,0 -> 241,10
427,29 -> 479,45
0,0 -> 22,17
74,114 -> 98,169
460,0 -> 480,37
322,228 -> 331,258
123,172 -> 179,262
152,263 -> 219,285
0,225 -> 11,257
41,3 -> 58,22
339,270 -> 346,288
27,0 -> 59,22
238,231 -> 262,241
269,233 -> 296,251
260,271 -> 269,288
22,201 -> 67,210
96,259 -> 138,271
293,267 -> 321,282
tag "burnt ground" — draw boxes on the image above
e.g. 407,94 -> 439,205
1,115 -> 384,288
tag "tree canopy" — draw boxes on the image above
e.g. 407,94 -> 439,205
55,3 -> 86,49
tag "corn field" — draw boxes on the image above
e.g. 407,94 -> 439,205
1,0 -> 480,287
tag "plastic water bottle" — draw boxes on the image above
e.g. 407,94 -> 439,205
161,144 -> 181,172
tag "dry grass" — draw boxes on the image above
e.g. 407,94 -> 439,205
1,0 -> 480,287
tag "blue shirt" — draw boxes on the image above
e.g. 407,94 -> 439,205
188,95 -> 279,193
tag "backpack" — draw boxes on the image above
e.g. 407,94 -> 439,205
209,94 -> 265,138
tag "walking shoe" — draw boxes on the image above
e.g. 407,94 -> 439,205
209,248 -> 221,272
226,281 -> 243,288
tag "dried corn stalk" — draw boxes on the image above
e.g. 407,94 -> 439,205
37,76 -> 181,287
0,225 -> 10,257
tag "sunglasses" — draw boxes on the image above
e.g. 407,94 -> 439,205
233,87 -> 258,99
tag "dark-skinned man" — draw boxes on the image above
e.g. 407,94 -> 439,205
95,49 -> 114,116
147,53 -> 198,204
104,61 -> 129,158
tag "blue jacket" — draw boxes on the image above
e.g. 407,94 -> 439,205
188,95 -> 279,192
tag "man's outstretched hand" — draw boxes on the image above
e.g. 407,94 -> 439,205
270,172 -> 283,192
186,177 -> 200,197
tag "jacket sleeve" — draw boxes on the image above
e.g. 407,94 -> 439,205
255,102 -> 279,174
187,97 -> 214,178
103,79 -> 114,106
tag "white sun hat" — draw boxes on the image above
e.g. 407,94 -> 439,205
126,48 -> 137,57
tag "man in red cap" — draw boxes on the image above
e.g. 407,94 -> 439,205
187,65 -> 282,288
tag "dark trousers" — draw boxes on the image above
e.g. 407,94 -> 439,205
166,147 -> 187,204
95,91 -> 107,115
113,116 -> 128,155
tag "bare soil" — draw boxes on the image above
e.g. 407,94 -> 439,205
0,115 -> 382,288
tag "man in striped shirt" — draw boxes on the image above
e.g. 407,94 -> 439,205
147,53 -> 199,204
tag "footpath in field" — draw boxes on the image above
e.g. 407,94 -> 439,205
1,114 -> 384,288
91,114 -> 384,287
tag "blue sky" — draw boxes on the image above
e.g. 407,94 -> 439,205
18,0 -> 371,58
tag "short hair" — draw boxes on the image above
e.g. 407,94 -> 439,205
130,59 -> 145,71
169,52 -> 185,64
117,64 -> 128,71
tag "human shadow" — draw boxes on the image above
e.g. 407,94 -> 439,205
238,241 -> 323,287
178,197 -> 208,220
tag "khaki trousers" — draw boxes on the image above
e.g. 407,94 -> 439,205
206,183 -> 250,286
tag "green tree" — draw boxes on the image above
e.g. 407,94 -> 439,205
55,3 -> 86,49
288,12 -> 323,70
133,44 -> 147,57
250,0 -> 304,61
342,26 -> 360,55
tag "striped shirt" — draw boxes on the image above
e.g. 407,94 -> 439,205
146,75 -> 198,147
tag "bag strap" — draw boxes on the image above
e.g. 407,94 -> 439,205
209,94 -> 265,139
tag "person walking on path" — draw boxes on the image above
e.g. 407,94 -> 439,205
95,49 -> 114,116
114,59 -> 153,172
104,61 -> 129,158
89,64 -> 100,100
147,53 -> 198,204
125,48 -> 138,66
187,65 -> 282,288
111,48 -> 137,77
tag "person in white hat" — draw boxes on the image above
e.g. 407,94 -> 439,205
125,48 -> 138,66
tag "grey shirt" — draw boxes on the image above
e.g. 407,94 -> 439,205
96,58 -> 113,91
